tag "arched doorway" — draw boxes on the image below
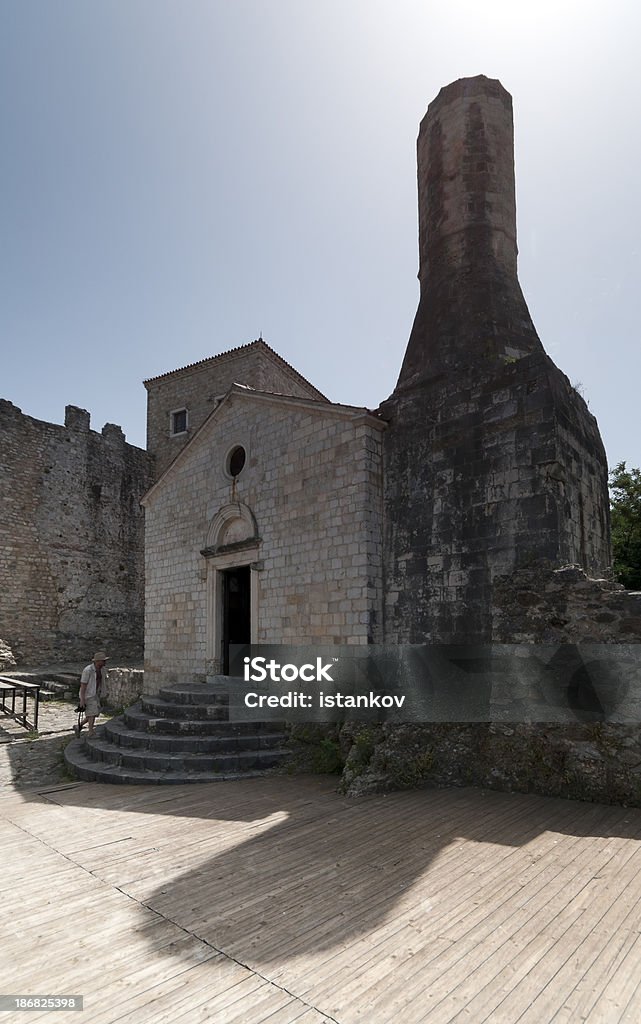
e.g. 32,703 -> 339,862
202,503 -> 261,675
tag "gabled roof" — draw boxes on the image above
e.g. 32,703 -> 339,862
141,384 -> 385,506
143,338 -> 328,402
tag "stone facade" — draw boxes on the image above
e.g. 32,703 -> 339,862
0,399 -> 152,664
380,355 -> 610,644
379,76 -> 611,644
142,387 -> 384,692
144,339 -> 328,478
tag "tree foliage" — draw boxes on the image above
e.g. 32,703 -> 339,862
609,462 -> 641,590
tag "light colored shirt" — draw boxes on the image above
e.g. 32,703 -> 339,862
80,663 -> 106,699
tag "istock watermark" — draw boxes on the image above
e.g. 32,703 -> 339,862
226,644 -> 641,725
243,656 -> 338,683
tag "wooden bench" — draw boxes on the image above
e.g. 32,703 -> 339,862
0,677 -> 41,731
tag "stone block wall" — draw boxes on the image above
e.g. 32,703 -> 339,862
143,391 -> 384,691
493,565 -> 641,643
0,639 -> 17,671
256,406 -> 384,648
145,340 -> 328,479
379,76 -> 610,645
380,352 -> 611,644
0,399 -> 152,664
104,666 -> 145,708
340,567 -> 641,805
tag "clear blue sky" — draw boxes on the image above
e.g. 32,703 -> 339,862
1,1 -> 639,467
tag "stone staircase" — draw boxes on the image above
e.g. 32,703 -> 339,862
64,678 -> 291,784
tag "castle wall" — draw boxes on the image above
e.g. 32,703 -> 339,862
0,399 -> 152,664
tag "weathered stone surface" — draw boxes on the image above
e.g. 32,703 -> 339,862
0,639 -> 17,671
398,76 -> 541,386
340,720 -> 641,807
104,667 -> 145,708
493,565 -> 641,643
379,76 -> 611,645
0,400 -> 152,664
63,679 -> 291,784
0,699 -> 76,790
341,564 -> 641,800
338,78 -> 639,804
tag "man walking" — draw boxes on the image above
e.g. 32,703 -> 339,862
76,651 -> 108,738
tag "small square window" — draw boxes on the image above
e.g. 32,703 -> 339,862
170,409 -> 188,435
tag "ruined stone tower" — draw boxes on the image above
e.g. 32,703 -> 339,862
380,75 -> 611,644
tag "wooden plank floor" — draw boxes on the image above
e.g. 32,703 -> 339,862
2,777 -> 641,1023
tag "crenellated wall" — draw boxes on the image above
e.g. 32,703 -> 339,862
0,399 -> 152,664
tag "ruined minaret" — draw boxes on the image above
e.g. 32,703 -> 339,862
398,76 -> 543,387
380,75 -> 611,644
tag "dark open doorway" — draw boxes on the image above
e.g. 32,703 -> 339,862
222,566 -> 251,675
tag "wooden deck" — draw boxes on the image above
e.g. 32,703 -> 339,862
2,776 -> 641,1023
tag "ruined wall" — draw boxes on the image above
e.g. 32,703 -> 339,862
380,76 -> 611,644
145,340 -> 328,479
104,666 -> 145,708
340,718 -> 641,807
0,400 -> 152,664
493,565 -> 641,643
340,567 -> 641,804
337,77 -> 630,806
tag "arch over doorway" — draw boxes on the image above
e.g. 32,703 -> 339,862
202,503 -> 261,675
205,502 -> 259,552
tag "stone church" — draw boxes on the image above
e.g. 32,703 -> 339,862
142,338 -> 385,690
142,75 -> 611,693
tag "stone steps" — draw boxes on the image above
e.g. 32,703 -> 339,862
103,716 -> 287,753
82,735 -> 290,773
38,684 -> 71,701
63,740 -> 274,785
63,681 -> 291,785
158,680 -> 232,701
141,695 -> 229,720
122,704 -> 280,736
